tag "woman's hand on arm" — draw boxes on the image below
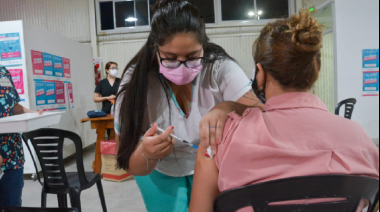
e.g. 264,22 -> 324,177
94,93 -> 115,103
200,89 -> 263,156
122,123 -> 175,176
189,149 -> 220,212
13,103 -> 43,115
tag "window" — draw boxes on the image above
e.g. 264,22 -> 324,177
221,0 -> 254,21
256,0 -> 289,20
221,0 -> 289,21
190,0 -> 216,24
97,0 -> 291,34
115,0 -> 149,27
99,1 -> 114,30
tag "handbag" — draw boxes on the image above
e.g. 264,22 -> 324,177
87,110 -> 107,118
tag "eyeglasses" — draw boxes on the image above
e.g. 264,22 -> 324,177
110,67 -> 119,70
158,51 -> 206,69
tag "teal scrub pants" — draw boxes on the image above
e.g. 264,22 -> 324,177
135,170 -> 194,212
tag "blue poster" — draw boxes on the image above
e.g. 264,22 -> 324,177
35,81 -> 46,106
53,55 -> 63,77
42,53 -> 54,76
363,72 -> 379,96
45,81 -> 56,104
0,33 -> 23,67
363,49 -> 379,71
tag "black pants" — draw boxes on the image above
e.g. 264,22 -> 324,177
0,168 -> 24,207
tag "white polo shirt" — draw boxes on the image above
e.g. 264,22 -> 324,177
115,59 -> 251,177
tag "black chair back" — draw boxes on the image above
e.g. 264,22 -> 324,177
22,129 -> 88,194
214,175 -> 379,212
3,208 -> 78,212
335,98 -> 357,120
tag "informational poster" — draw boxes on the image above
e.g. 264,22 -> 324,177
0,33 -> 22,67
31,50 -> 44,76
45,81 -> 56,105
53,55 -> 63,77
362,49 -> 379,97
363,71 -> 379,96
63,58 -> 71,79
32,51 -> 70,109
35,81 -> 46,111
55,81 -> 66,110
8,69 -> 24,95
43,53 -> 54,76
67,83 -> 74,109
363,49 -> 379,71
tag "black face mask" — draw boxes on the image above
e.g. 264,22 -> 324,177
252,66 -> 267,104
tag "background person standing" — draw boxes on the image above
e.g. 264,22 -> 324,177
94,62 -> 121,114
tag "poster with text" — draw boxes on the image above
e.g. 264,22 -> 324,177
0,33 -> 22,67
63,58 -> 71,79
363,71 -> 379,96
363,49 -> 379,72
9,69 -> 24,95
43,53 -> 54,76
31,50 -> 44,76
53,55 -> 63,77
67,83 -> 74,109
45,81 -> 56,106
55,81 -> 66,110
35,81 -> 46,111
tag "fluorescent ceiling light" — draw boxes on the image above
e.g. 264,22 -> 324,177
248,11 -> 255,16
125,17 -> 138,22
258,11 -> 263,15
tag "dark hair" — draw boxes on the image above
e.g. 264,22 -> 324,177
253,9 -> 323,91
116,0 -> 234,170
105,62 -> 118,75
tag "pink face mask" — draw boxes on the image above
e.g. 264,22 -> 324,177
160,63 -> 203,85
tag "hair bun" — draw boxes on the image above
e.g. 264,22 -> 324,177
289,9 -> 323,53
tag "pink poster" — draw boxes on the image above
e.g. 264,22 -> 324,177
63,58 -> 71,78
55,81 -> 65,104
68,83 -> 74,104
31,50 -> 44,75
9,69 -> 24,95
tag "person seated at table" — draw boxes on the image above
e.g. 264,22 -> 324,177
189,10 -> 379,212
94,62 -> 121,114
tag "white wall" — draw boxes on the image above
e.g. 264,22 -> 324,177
334,0 -> 380,139
22,21 -> 98,150
0,0 -> 91,42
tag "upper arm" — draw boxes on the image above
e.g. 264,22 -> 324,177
189,149 -> 220,212
216,60 -> 252,102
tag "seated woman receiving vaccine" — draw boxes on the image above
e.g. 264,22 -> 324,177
190,10 -> 379,212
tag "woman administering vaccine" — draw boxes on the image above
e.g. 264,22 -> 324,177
114,0 -> 262,211
94,62 -> 121,114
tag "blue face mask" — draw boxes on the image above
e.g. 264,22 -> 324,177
252,65 -> 266,104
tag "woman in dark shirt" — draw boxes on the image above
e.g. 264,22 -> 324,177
94,62 -> 121,114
